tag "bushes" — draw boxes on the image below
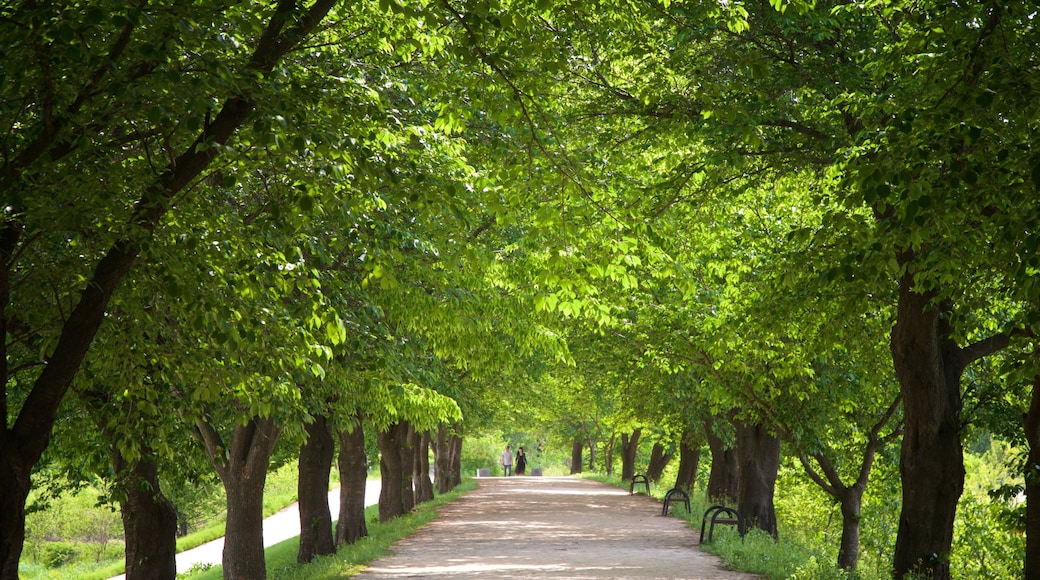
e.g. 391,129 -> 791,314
40,542 -> 77,568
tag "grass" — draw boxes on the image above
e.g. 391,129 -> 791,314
182,478 -> 478,579
20,462 -> 326,580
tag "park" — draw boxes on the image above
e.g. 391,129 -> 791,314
1,1 -> 1037,578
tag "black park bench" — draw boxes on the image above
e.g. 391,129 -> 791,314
629,473 -> 650,495
661,487 -> 691,516
699,505 -> 746,543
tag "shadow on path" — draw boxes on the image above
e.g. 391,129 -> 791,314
355,476 -> 760,579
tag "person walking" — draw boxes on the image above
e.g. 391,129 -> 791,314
515,446 -> 528,475
501,445 -> 513,476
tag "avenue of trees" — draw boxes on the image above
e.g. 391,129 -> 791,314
2,1 -> 1038,579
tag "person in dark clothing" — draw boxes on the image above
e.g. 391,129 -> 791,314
515,446 -> 528,475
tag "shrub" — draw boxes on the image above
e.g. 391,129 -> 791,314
41,542 -> 78,568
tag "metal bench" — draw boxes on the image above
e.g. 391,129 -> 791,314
661,488 -> 691,516
629,473 -> 650,495
699,505 -> 745,543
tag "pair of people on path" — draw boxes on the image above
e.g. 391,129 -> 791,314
501,444 -> 527,476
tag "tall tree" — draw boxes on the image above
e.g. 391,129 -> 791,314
0,3 -> 337,576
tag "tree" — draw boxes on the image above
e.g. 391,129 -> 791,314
297,415 -> 335,563
0,3 -> 337,576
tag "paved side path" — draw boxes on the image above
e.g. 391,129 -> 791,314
356,476 -> 759,579
108,481 -> 381,579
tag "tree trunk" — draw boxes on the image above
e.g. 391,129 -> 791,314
644,442 -> 673,482
448,427 -> 463,488
674,429 -> 700,492
705,421 -> 739,504
378,421 -> 410,522
399,422 -> 415,513
587,434 -> 596,472
570,435 -> 583,474
0,455 -> 29,580
735,419 -> 780,538
223,467 -> 268,580
116,450 -> 178,580
891,285 -> 963,580
434,423 -> 453,494
837,485 -> 865,571
297,415 -> 334,563
603,433 -> 616,476
197,417 -> 281,580
412,430 -> 434,504
335,420 -> 368,546
1024,376 -> 1040,580
620,428 -> 641,480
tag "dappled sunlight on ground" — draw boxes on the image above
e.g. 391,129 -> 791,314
355,477 -> 760,579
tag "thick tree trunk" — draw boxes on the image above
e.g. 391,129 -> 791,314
620,428 -> 641,480
335,420 -> 368,546
116,451 -> 178,580
378,421 -> 410,522
570,435 -> 583,474
297,415 -> 334,563
0,457 -> 30,580
412,430 -> 434,504
674,430 -> 700,492
891,285 -> 963,580
223,469 -> 268,580
1024,376 -> 1040,580
197,417 -> 281,580
705,421 -> 739,504
735,419 -> 780,538
399,422 -> 415,512
434,423 -> 453,494
644,442 -> 673,482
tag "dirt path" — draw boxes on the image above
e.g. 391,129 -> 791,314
355,476 -> 761,579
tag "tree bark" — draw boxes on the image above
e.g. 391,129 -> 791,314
448,427 -> 463,488
837,485 -> 865,570
335,419 -> 368,546
570,435 -> 583,474
412,430 -> 434,504
378,421 -> 411,522
705,420 -> 739,504
587,434 -> 597,472
603,433 -> 616,476
0,455 -> 29,580
890,285 -> 963,580
674,429 -> 700,492
620,428 -> 641,480
297,415 -> 334,563
1024,375 -> 1040,580
116,450 -> 178,580
735,419 -> 780,538
197,417 -> 281,580
434,423 -> 453,494
399,422 -> 415,513
644,441 -> 673,482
